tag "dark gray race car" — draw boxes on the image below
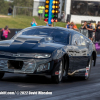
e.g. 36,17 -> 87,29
0,26 -> 97,83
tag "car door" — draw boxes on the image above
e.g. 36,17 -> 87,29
71,34 -> 89,71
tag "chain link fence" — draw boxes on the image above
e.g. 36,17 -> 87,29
13,6 -> 33,17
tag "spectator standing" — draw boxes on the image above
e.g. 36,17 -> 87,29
8,7 -> 13,15
31,18 -> 37,27
66,22 -> 70,29
87,23 -> 93,41
96,21 -> 100,41
38,5 -> 45,20
70,22 -> 74,29
72,22 -> 78,31
73,23 -> 79,31
0,26 -> 10,40
81,21 -> 87,29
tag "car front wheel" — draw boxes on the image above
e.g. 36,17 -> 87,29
51,59 -> 64,84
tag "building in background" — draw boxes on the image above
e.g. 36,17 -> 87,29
33,0 -> 100,24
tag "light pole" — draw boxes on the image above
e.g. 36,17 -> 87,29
48,0 -> 53,24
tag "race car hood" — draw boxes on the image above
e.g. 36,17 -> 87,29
0,35 -> 65,54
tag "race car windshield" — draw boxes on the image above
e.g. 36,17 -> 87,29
19,28 -> 69,44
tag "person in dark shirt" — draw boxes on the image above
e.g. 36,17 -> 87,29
96,21 -> 100,41
8,7 -> 13,15
66,22 -> 70,29
87,23 -> 93,41
81,21 -> 87,29
96,21 -> 100,33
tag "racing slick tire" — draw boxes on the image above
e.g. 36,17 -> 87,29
83,56 -> 93,80
62,57 -> 69,81
51,58 -> 64,84
0,72 -> 5,80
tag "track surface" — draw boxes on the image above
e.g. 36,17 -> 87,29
0,56 -> 100,100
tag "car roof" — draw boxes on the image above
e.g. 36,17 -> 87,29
23,26 -> 89,38
23,26 -> 75,34
19,26 -> 91,42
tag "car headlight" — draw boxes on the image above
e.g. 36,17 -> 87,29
0,52 -> 51,58
34,54 -> 51,58
37,63 -> 50,72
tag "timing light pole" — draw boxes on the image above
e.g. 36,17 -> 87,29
44,0 -> 60,26
48,0 -> 53,24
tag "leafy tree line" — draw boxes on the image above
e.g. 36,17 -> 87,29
0,0 -> 33,16
0,0 -> 12,15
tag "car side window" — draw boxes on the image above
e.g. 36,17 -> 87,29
79,35 -> 86,46
84,37 -> 91,48
72,34 -> 81,46
52,29 -> 69,44
72,34 -> 86,46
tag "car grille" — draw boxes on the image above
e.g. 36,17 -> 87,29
0,59 -> 8,70
8,60 -> 24,70
0,59 -> 36,73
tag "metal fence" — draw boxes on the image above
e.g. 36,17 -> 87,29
80,29 -> 88,37
80,29 -> 96,42
13,6 -> 33,17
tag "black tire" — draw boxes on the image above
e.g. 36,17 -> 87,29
83,56 -> 92,80
0,73 -> 5,80
62,58 -> 69,81
51,58 -> 64,84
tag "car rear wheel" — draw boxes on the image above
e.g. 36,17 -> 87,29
0,73 -> 5,80
83,56 -> 92,80
51,59 -> 64,84
62,58 -> 69,81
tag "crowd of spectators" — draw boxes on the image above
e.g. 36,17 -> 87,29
66,21 -> 79,31
66,21 -> 100,42
81,21 -> 94,41
81,21 -> 100,42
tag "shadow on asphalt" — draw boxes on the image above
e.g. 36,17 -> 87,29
1,74 -> 87,84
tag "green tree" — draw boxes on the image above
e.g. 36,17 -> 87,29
13,0 -> 33,7
0,0 -> 10,15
